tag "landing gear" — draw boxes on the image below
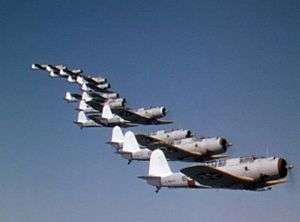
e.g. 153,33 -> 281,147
155,186 -> 161,193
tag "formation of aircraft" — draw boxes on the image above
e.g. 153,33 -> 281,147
32,64 -> 172,127
32,63 -> 293,193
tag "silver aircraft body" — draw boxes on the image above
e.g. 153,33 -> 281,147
136,130 -> 231,161
113,106 -> 173,125
139,149 -> 292,192
107,127 -> 230,162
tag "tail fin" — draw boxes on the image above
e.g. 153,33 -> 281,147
123,131 -> 140,152
111,126 -> 124,144
76,76 -> 85,85
49,71 -> 58,78
64,92 -> 74,102
82,92 -> 92,102
78,100 -> 89,111
67,75 -> 75,83
102,104 -> 113,119
77,111 -> 88,123
81,83 -> 90,92
149,149 -> 172,177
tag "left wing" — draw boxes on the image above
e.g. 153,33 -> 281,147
181,165 -> 254,187
116,109 -> 172,125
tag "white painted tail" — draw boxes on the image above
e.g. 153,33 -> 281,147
82,92 -> 92,102
81,83 -> 90,91
76,76 -> 85,85
123,131 -> 140,152
149,149 -> 172,177
111,126 -> 124,144
67,75 -> 75,83
79,100 -> 89,111
102,104 -> 113,119
64,92 -> 73,101
77,111 -> 88,123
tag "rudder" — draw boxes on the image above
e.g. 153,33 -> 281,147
111,126 -> 124,144
102,104 -> 113,119
77,111 -> 88,123
123,131 -> 140,152
149,149 -> 172,177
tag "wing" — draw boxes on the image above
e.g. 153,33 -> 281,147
117,109 -> 154,124
135,134 -> 161,146
86,114 -> 106,124
181,165 -> 254,187
135,134 -> 202,157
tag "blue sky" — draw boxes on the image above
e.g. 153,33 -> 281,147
1,1 -> 300,221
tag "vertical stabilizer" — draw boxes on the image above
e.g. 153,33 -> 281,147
102,104 -> 113,119
79,100 -> 89,111
111,126 -> 124,144
64,92 -> 73,102
82,92 -> 92,102
77,111 -> 88,123
67,75 -> 75,83
123,131 -> 140,152
81,83 -> 90,92
149,149 -> 172,177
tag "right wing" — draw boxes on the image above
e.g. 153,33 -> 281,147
180,165 -> 254,187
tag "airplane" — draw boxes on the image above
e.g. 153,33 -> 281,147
106,127 -> 190,151
76,75 -> 107,86
107,127 -> 229,162
116,131 -> 152,164
64,91 -> 120,103
81,92 -> 172,125
74,104 -> 136,128
81,82 -> 113,93
31,64 -> 48,71
113,106 -> 173,125
136,130 -> 231,161
135,129 -> 193,146
138,149 -> 292,193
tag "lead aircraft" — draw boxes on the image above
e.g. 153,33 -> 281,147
139,149 -> 292,193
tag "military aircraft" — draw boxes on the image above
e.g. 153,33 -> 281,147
135,129 -> 193,146
139,149 -> 292,193
107,127 -> 230,162
112,106 -> 172,125
81,82 -> 112,93
135,130 -> 231,161
74,104 -> 136,128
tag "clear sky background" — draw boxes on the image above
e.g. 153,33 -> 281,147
1,1 -> 300,222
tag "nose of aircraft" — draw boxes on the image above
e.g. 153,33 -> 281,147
162,107 -> 167,116
278,158 -> 288,178
219,138 -> 229,152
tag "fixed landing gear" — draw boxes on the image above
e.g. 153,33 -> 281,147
155,186 -> 161,193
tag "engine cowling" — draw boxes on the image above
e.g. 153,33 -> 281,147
108,98 -> 126,108
136,106 -> 167,119
191,137 -> 229,155
151,129 -> 192,142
